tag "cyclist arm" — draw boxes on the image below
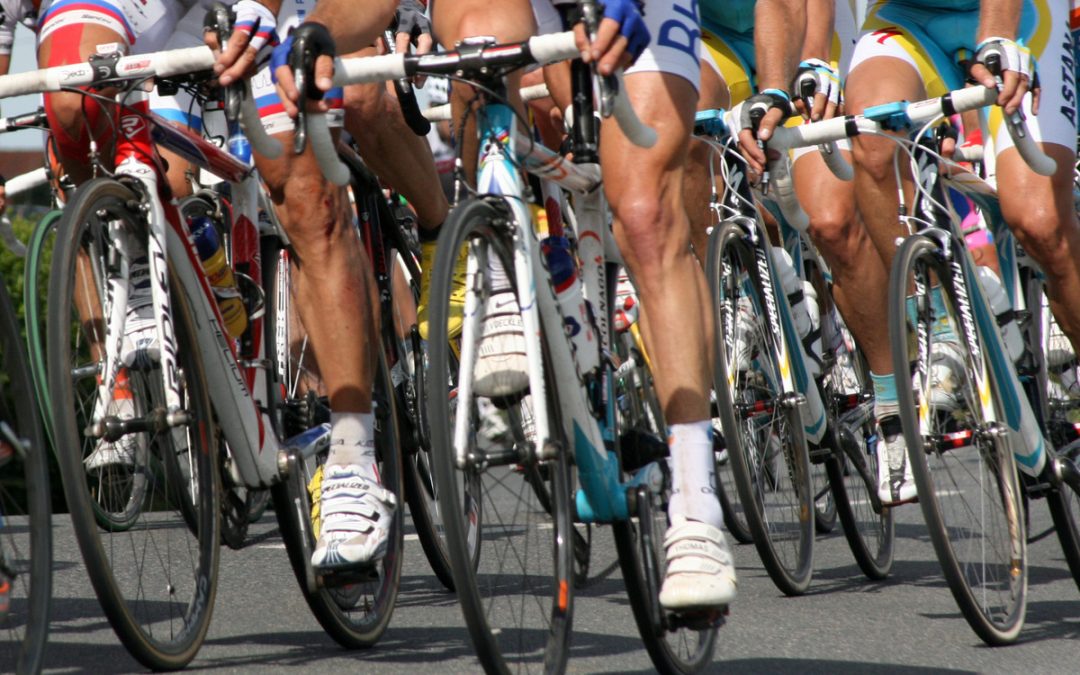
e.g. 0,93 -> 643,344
969,0 -> 1030,114
272,0 -> 397,117
801,0 -> 833,63
739,0 -> 806,170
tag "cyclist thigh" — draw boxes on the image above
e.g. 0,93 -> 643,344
602,71 -> 697,257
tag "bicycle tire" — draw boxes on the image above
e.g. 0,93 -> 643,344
23,209 -> 62,449
707,219 -> 815,596
889,234 -> 1026,645
821,317 -> 894,579
427,197 -> 573,674
1023,273 -> 1080,592
0,277 -> 52,675
47,178 -> 220,669
263,237 -> 405,648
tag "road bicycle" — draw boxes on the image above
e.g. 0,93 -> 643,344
770,83 -> 1080,645
295,14 -> 723,671
0,33 -> 403,667
694,108 -> 893,594
0,202 -> 51,673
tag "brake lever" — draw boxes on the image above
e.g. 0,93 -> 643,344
748,103 -> 769,193
983,51 -> 1027,134
205,2 -> 243,123
578,0 -> 616,119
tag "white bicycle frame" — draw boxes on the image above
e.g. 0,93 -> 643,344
452,99 -> 639,522
92,88 -> 320,492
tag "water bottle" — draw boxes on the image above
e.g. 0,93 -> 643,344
773,247 -> 821,377
542,235 -> 599,375
976,266 -> 1024,363
190,216 -> 248,339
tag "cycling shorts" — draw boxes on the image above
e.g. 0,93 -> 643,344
850,0 -> 1077,151
535,0 -> 701,90
699,0 -> 856,160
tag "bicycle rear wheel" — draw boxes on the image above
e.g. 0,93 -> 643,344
822,328 -> 895,580
707,219 -> 815,596
264,237 -> 404,648
47,178 -> 220,669
427,197 -> 573,673
889,234 -> 1026,645
0,276 -> 51,675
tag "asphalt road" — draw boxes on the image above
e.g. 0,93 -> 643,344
30,487 -> 1080,674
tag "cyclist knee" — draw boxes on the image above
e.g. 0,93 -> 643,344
1007,207 -> 1078,276
806,207 -> 858,257
851,135 -> 896,183
282,174 -> 348,256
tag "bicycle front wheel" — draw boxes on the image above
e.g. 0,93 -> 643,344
0,276 -> 52,675
890,234 -> 1026,645
427,197 -> 573,673
707,219 -> 815,596
47,178 -> 220,669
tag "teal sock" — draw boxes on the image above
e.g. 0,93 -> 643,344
871,371 -> 899,419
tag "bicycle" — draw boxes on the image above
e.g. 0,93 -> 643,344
770,83 -> 1080,645
693,106 -> 895,594
0,32 -> 403,667
0,227 -> 51,673
297,18 -> 723,670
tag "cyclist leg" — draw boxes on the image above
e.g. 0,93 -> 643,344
254,2 -> 397,570
992,0 -> 1080,365
36,0 -> 184,184
600,4 -> 735,611
845,4 -> 951,505
685,28 -> 742,262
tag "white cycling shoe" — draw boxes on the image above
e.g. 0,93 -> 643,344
311,464 -> 397,571
658,515 -> 737,611
876,415 -> 917,505
85,378 -> 142,471
473,288 -> 529,399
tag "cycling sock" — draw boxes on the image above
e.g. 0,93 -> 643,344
667,421 -> 723,529
871,372 -> 899,420
328,411 -> 378,482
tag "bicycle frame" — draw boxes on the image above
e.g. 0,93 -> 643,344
454,95 -> 646,524
908,147 -> 1049,477
95,87 -> 319,490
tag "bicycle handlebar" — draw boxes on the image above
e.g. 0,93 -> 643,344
303,31 -> 655,185
0,47 -> 215,98
769,85 -> 1056,176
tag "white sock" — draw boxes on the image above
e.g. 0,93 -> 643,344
328,411 -> 378,482
667,421 -> 723,529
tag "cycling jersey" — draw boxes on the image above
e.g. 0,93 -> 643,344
1072,0 -> 1079,93
699,0 -> 857,105
851,0 -> 1076,150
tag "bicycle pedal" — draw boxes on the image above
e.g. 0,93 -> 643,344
666,606 -> 728,631
320,564 -> 380,587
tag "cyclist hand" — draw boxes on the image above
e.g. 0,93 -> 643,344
207,0 -> 278,87
737,90 -> 794,175
272,25 -> 337,117
970,37 -> 1039,116
793,58 -> 841,122
573,0 -> 650,76
394,0 -> 433,56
